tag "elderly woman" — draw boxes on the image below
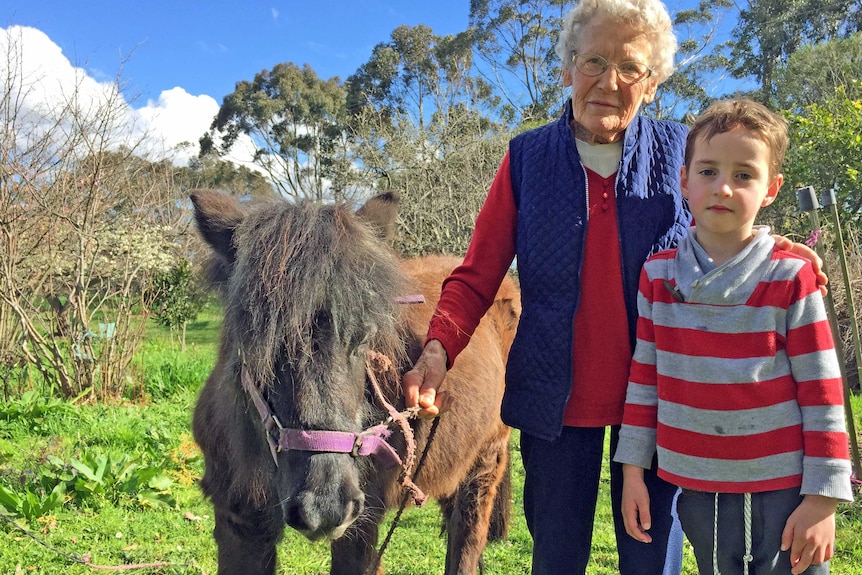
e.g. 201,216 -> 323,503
403,1 -> 819,574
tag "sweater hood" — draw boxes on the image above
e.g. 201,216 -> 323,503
672,226 -> 774,304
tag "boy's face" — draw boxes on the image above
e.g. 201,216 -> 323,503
681,127 -> 783,243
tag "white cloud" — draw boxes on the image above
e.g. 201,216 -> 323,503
137,87 -> 220,165
1,24 -> 255,169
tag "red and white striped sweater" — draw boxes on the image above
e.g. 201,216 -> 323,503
614,229 -> 852,500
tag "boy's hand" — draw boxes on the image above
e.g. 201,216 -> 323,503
781,494 -> 838,574
621,464 -> 653,543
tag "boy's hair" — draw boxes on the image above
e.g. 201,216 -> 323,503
684,98 -> 788,179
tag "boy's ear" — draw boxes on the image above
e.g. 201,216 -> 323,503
762,173 -> 783,207
680,166 -> 690,199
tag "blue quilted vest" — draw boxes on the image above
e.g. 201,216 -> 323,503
502,101 -> 690,440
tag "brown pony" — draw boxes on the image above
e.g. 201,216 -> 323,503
190,189 -> 520,575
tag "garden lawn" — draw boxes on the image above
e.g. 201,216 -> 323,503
0,312 -> 860,574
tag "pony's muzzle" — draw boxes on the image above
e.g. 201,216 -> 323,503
282,454 -> 365,540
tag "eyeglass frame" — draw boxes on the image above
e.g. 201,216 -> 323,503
570,53 -> 653,85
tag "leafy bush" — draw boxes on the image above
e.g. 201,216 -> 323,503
60,451 -> 175,508
0,478 -> 66,522
0,390 -> 70,421
150,260 -> 208,351
0,449 -> 175,522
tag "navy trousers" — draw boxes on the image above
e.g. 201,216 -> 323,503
677,488 -> 830,575
521,425 -> 683,575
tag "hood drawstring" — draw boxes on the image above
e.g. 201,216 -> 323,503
713,493 -> 721,575
743,493 -> 753,575
712,492 -> 754,575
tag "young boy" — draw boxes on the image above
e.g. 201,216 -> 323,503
613,98 -> 853,575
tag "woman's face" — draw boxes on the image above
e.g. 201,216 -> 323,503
562,15 -> 659,144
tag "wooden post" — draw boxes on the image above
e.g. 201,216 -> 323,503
820,187 -> 862,478
797,186 -> 861,478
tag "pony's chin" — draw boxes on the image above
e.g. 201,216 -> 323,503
329,523 -> 351,540
299,522 -> 352,542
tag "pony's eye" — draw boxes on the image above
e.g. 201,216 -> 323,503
348,323 -> 378,353
351,332 -> 373,352
311,310 -> 334,352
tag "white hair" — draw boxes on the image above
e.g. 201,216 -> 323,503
555,0 -> 678,84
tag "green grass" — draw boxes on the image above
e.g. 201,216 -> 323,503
0,314 -> 860,574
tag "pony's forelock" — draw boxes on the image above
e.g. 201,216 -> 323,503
224,199 -> 408,385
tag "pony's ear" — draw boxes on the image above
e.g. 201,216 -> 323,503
189,189 -> 246,263
356,190 -> 399,243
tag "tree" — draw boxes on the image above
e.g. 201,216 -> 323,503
777,87 -> 862,228
774,32 -> 862,110
468,0 -> 568,125
150,259 -> 207,352
647,0 -> 733,120
0,27 -> 183,399
727,0 -> 861,103
179,153 -> 275,200
346,25 -> 508,256
201,63 -> 356,202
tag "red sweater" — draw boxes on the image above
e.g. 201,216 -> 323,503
427,153 -> 631,426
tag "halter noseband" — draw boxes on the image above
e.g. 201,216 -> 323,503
240,365 -> 403,468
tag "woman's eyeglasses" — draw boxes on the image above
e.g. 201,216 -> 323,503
572,53 -> 653,85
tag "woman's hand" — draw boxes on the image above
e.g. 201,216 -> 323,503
773,234 -> 828,296
402,339 -> 451,418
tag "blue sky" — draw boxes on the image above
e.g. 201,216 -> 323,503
4,1 -> 474,103
2,1 -> 734,166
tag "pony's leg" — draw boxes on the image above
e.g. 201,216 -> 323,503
441,436 -> 509,575
212,504 -> 282,575
486,455 -> 512,542
329,506 -> 384,575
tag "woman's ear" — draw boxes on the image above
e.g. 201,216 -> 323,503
642,78 -> 659,104
562,65 -> 572,87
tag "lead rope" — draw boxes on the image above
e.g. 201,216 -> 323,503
367,416 -> 441,575
366,351 -> 426,505
364,351 -> 441,575
0,508 -> 174,571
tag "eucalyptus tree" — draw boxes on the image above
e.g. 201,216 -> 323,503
727,0 -> 861,103
201,62 -> 357,202
774,32 -> 862,110
346,24 -> 507,255
468,0 -> 569,125
646,0 -> 733,120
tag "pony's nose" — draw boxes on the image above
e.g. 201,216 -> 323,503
284,484 -> 365,539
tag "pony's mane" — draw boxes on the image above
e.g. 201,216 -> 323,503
223,198 -> 407,385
